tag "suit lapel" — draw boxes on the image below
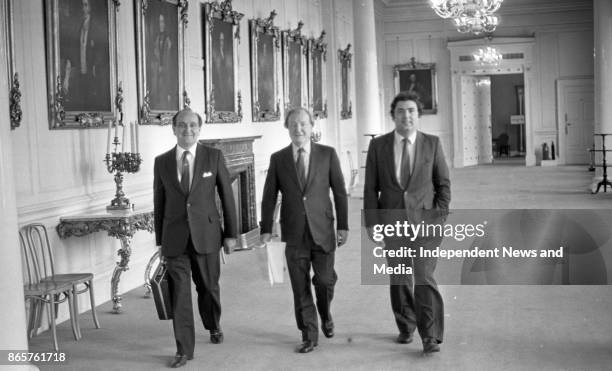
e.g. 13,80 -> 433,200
409,132 -> 424,185
165,147 -> 184,194
382,133 -> 401,189
280,145 -> 302,191
304,143 -> 319,191
190,143 -> 207,192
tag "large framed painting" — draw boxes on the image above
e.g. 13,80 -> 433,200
249,10 -> 280,122
2,0 -> 21,130
202,0 -> 244,123
338,43 -> 352,120
45,0 -> 120,129
281,21 -> 308,112
308,31 -> 327,119
135,0 -> 188,126
393,57 -> 438,115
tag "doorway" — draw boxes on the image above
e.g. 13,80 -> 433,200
556,79 -> 594,165
490,73 -> 525,164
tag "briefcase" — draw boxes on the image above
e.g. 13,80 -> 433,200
151,262 -> 173,320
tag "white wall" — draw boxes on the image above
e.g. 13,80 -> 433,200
8,0 -> 354,325
376,0 -> 594,166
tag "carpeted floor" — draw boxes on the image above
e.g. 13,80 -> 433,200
28,164 -> 612,370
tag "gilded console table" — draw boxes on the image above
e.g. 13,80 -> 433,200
56,209 -> 154,314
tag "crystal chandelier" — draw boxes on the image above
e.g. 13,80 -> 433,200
430,0 -> 503,34
473,46 -> 503,66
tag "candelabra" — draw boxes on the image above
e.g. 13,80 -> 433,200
105,133 -> 142,211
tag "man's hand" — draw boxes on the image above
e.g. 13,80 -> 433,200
157,245 -> 166,264
337,230 -> 349,247
223,238 -> 237,254
260,233 -> 272,245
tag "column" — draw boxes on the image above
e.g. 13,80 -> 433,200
353,0 -> 382,165
0,1 -> 30,357
593,0 -> 612,189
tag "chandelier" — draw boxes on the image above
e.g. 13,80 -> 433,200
430,0 -> 503,34
473,46 -> 503,66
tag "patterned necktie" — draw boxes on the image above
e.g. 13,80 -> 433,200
296,148 -> 306,189
180,151 -> 190,194
400,138 -> 411,189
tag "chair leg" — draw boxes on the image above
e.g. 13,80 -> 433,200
66,290 -> 80,341
26,299 -> 38,339
47,296 -> 59,352
34,300 -> 45,338
88,280 -> 101,329
70,288 -> 82,340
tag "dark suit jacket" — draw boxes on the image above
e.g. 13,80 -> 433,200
364,131 -> 451,227
261,143 -> 348,252
154,143 -> 238,257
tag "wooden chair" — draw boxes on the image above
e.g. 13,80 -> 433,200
20,229 -> 78,351
21,223 -> 100,343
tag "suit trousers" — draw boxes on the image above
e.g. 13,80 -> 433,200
285,224 -> 337,342
166,237 -> 221,357
386,237 -> 444,344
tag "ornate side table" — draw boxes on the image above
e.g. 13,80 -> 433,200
56,209 -> 154,313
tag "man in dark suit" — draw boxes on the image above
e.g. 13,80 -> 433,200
364,92 -> 451,354
154,108 -> 237,368
260,107 -> 349,354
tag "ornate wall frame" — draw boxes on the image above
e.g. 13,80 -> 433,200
248,10 -> 280,122
202,0 -> 244,123
45,0 -> 120,129
308,31 -> 327,119
2,0 -> 21,130
281,21 -> 308,112
135,0 -> 189,126
393,57 -> 438,115
338,43 -> 352,120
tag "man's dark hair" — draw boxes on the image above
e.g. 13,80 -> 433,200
390,91 -> 423,118
172,108 -> 203,127
284,107 -> 314,128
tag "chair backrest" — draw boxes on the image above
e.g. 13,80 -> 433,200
19,223 -> 56,285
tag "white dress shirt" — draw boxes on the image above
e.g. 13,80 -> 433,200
176,143 -> 198,187
394,130 -> 417,185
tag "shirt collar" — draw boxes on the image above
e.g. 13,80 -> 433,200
176,142 -> 198,160
394,130 -> 417,145
292,141 -> 311,155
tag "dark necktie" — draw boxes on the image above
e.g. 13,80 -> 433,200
296,148 -> 306,189
400,138 -> 411,189
180,151 -> 190,194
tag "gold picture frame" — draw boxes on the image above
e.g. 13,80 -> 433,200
45,0 -> 121,129
202,0 -> 244,123
338,43 -> 352,120
135,0 -> 189,126
2,0 -> 21,130
393,57 -> 438,115
308,31 -> 327,119
281,21 -> 308,112
248,10 -> 281,122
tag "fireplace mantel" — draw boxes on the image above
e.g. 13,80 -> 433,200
200,136 -> 262,250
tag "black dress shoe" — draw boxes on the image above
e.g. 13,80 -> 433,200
322,322 -> 334,338
396,332 -> 414,344
169,353 -> 192,368
296,340 -> 317,353
210,330 -> 224,344
423,339 -> 440,354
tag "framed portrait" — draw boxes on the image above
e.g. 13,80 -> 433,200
308,31 -> 327,119
2,0 -> 21,130
135,0 -> 188,126
393,57 -> 438,115
281,22 -> 308,112
248,10 -> 280,122
202,0 -> 244,123
338,43 -> 352,120
45,0 -> 120,129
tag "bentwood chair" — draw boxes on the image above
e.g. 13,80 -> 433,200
20,230 -> 78,351
21,223 -> 100,343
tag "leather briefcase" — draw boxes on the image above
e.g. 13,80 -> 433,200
151,262 -> 173,320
